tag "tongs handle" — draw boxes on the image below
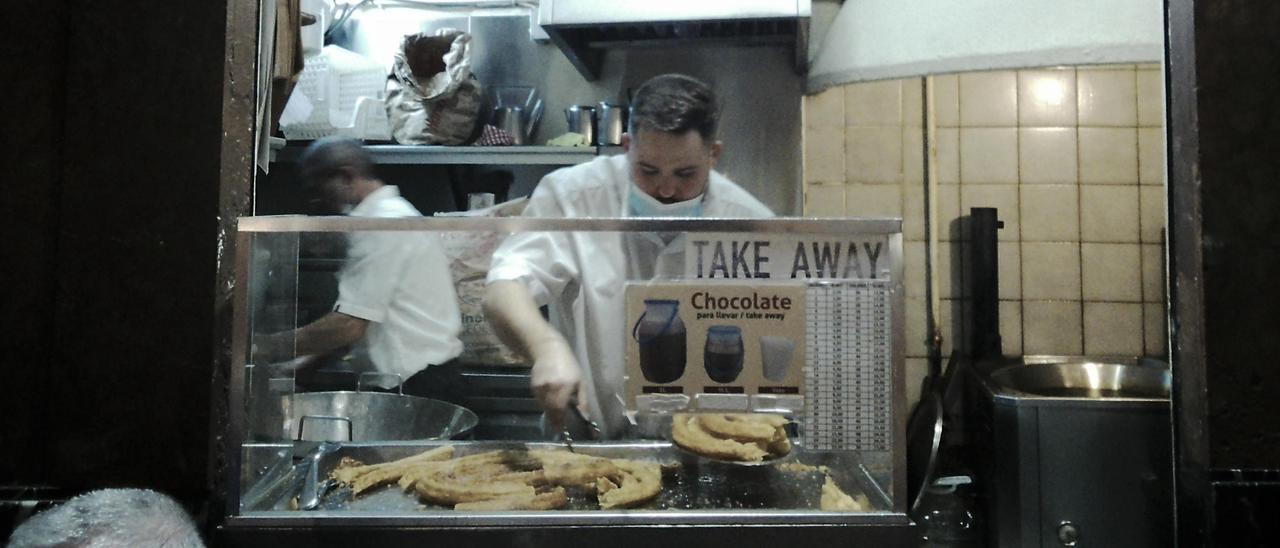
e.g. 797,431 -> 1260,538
567,397 -> 601,440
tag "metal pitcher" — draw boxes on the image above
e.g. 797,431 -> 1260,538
565,105 -> 595,145
596,102 -> 626,145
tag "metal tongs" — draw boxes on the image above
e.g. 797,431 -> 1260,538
561,397 -> 601,452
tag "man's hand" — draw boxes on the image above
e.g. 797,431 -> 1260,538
528,337 -> 585,432
483,280 -> 588,432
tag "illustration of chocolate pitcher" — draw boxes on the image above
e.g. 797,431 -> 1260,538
633,299 -> 686,383
704,325 -> 745,383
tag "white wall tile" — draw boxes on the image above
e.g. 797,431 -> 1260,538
804,126 -> 845,184
1000,300 -> 1023,356
938,243 -> 959,299
1080,185 -> 1140,243
904,128 -> 924,185
903,77 -> 924,128
999,242 -> 1022,300
905,358 -> 930,412
804,183 -> 846,217
940,299 -> 959,356
1142,244 -> 1166,303
1022,242 -> 1082,300
959,71 -> 1018,126
1018,128 -> 1079,184
937,184 -> 962,241
905,240 -> 926,299
903,183 -> 925,241
960,128 -> 1019,184
805,86 -> 845,129
933,74 -> 960,127
1083,302 -> 1143,355
1078,68 -> 1138,126
847,79 -> 903,127
1140,185 -> 1166,243
906,297 -> 927,357
1079,128 -> 1139,184
1081,243 -> 1142,301
1139,127 -> 1165,185
1024,300 -> 1083,355
936,128 -> 961,184
1137,69 -> 1164,128
1144,302 -> 1168,357
1018,69 -> 1077,127
845,183 -> 903,217
961,184 -> 1020,242
1020,185 -> 1080,241
846,126 -> 903,184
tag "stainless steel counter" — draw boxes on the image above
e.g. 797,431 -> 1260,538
221,441 -> 917,547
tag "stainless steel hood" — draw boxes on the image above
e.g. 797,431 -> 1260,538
538,0 -> 812,81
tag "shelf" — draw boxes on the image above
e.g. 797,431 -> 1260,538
273,144 -> 620,166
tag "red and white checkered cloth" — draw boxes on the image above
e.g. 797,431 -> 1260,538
473,124 -> 516,146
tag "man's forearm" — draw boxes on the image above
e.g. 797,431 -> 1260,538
293,311 -> 369,356
482,280 -> 565,361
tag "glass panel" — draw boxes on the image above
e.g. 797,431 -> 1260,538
234,217 -> 904,522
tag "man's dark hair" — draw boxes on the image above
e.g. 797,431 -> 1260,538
297,136 -> 376,189
628,74 -> 720,142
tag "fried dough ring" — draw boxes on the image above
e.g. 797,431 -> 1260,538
529,450 -> 622,488
596,459 -> 662,509
672,414 -> 770,462
698,414 -> 781,442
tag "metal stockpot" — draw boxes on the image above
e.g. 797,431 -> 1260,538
253,372 -> 478,442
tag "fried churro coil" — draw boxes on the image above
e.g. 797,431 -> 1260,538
529,450 -> 622,488
453,487 -> 569,511
672,414 -> 770,462
330,445 -> 455,495
698,414 -> 781,442
597,459 -> 662,509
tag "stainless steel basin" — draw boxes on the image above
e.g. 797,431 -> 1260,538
989,361 -> 1170,399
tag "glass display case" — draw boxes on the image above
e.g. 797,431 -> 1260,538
223,215 -> 912,544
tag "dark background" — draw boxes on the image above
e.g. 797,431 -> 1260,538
2,0 -> 1279,545
1,0 -> 232,535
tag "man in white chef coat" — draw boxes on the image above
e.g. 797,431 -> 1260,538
483,74 -> 772,439
254,137 -> 463,394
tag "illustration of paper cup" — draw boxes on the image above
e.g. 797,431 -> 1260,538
760,336 -> 796,382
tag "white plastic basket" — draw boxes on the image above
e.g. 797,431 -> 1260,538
282,45 -> 391,141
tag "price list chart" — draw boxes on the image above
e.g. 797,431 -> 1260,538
803,279 -> 894,453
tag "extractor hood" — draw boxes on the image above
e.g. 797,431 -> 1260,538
808,0 -> 1162,93
539,0 -> 812,81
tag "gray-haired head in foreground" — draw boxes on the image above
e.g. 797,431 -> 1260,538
7,488 -> 204,548
628,74 -> 720,142
296,136 -> 376,190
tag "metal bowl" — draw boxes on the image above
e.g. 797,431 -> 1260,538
282,391 -> 479,441
990,361 -> 1170,399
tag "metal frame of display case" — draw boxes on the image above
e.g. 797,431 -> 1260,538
226,216 -> 911,544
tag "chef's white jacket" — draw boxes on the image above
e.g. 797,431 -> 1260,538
487,155 -> 772,438
336,185 -> 463,387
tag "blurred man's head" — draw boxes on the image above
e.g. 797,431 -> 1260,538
7,488 -> 204,548
297,136 -> 380,214
623,74 -> 722,212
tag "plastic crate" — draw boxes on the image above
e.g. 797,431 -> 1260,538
282,45 -> 391,141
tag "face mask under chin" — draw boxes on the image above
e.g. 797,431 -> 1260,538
627,183 -> 704,218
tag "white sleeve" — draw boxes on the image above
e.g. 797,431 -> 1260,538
485,177 -> 581,306
334,232 -> 414,321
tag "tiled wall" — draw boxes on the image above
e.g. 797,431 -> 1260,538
802,64 -> 1167,407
